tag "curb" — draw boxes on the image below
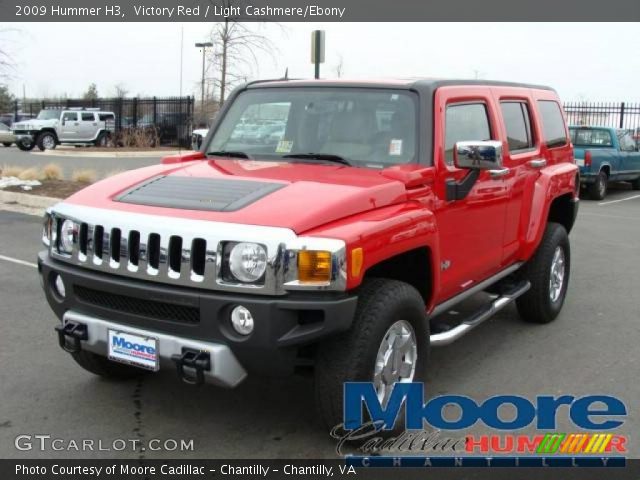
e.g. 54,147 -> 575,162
32,148 -> 193,158
0,190 -> 60,209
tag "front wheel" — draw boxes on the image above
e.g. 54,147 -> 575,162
516,222 -> 570,324
314,278 -> 429,430
36,132 -> 57,151
631,177 -> 640,191
588,171 -> 608,200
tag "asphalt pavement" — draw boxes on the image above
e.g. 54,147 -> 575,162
0,146 -> 163,179
0,190 -> 638,460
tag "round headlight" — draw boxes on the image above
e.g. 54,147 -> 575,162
59,219 -> 77,254
229,242 -> 267,283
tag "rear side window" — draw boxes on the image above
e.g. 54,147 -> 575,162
445,103 -> 492,165
500,102 -> 533,151
81,112 -> 95,121
537,101 -> 567,148
99,113 -> 115,121
570,128 -> 613,147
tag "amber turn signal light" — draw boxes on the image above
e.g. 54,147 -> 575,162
297,250 -> 332,283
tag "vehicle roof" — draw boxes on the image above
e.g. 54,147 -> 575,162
569,125 -> 618,131
245,77 -> 555,93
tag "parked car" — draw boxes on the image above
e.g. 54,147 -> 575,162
11,108 -> 115,151
570,125 -> 640,199
0,112 -> 35,128
40,78 -> 578,429
0,122 -> 17,147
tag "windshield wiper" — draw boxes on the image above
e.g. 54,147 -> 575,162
207,150 -> 252,159
282,153 -> 352,166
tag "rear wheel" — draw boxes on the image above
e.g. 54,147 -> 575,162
36,131 -> 57,151
16,138 -> 35,151
516,222 -> 570,324
94,132 -> 111,147
588,171 -> 608,200
2,142 -> 12,147
71,350 -> 146,379
314,278 -> 429,430
631,177 -> 640,191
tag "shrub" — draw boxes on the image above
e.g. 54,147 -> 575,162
1,165 -> 24,177
71,169 -> 97,183
17,168 -> 41,181
42,163 -> 63,180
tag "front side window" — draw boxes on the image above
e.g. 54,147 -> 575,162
538,101 -> 567,148
206,88 -> 418,168
444,103 -> 492,165
501,101 -> 534,152
570,128 -> 613,147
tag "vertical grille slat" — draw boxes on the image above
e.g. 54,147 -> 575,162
190,238 -> 206,281
93,225 -> 104,263
110,228 -> 121,267
147,233 -> 161,274
128,231 -> 140,270
168,236 -> 183,278
78,223 -> 88,260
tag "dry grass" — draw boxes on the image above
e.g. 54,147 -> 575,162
17,168 -> 41,181
115,128 -> 160,148
1,165 -> 25,177
42,163 -> 63,180
71,169 -> 97,183
104,169 -> 125,178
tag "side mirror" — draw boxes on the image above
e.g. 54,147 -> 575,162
61,119 -> 66,125
454,140 -> 503,170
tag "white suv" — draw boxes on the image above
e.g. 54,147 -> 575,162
12,108 -> 115,151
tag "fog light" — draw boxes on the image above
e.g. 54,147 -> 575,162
53,274 -> 66,298
230,305 -> 254,335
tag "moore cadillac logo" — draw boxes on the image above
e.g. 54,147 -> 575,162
332,383 -> 628,467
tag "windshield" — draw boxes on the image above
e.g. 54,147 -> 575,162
570,128 -> 613,147
36,110 -> 62,120
206,87 -> 418,168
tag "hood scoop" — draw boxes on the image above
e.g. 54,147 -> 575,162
115,175 -> 285,212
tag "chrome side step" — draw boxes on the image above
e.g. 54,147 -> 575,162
430,281 -> 531,347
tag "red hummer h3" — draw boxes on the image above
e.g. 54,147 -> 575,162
39,79 -> 579,428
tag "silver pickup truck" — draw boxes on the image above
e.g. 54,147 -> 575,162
12,108 -> 115,151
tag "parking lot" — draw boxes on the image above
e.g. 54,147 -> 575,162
0,185 -> 638,459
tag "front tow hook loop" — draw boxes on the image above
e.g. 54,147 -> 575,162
54,321 -> 88,354
171,349 -> 211,386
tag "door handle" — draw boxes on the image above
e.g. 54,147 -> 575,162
489,168 -> 510,179
528,159 -> 547,168
73,122 -> 79,126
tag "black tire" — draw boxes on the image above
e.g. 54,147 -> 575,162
94,132 -> 110,147
16,138 -> 35,151
631,176 -> 640,191
2,142 -> 12,147
314,278 -> 429,431
71,350 -> 146,380
36,131 -> 57,151
516,222 -> 570,324
588,171 -> 608,200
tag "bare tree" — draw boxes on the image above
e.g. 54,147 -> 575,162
113,83 -> 129,98
0,28 -> 18,82
83,83 -> 99,100
206,2 -> 280,105
333,54 -> 344,78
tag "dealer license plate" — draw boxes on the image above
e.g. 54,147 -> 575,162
108,329 -> 159,371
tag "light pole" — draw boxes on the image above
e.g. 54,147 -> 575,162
195,41 -> 213,123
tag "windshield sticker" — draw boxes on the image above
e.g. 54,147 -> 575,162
389,139 -> 403,156
237,160 -> 286,170
276,140 -> 293,153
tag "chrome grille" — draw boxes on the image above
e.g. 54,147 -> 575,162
46,203 -> 347,295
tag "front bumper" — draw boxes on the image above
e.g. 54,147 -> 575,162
39,252 -> 358,380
